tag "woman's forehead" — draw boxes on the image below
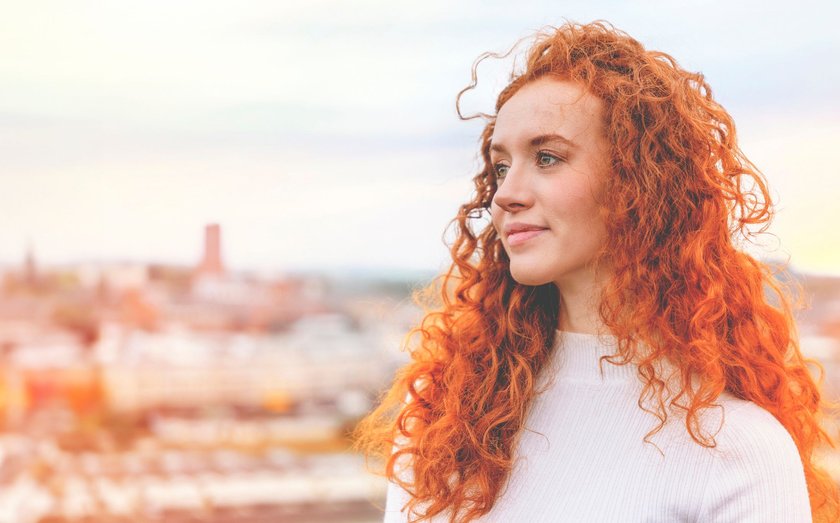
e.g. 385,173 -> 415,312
491,79 -> 606,147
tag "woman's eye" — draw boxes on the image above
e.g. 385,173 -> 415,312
537,152 -> 562,167
493,163 -> 509,179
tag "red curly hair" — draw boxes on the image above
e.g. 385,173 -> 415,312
352,20 -> 840,522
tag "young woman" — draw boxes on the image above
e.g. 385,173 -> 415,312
353,20 -> 840,522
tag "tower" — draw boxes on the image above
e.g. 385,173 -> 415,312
198,223 -> 224,276
23,241 -> 37,288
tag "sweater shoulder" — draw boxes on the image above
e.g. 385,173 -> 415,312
714,394 -> 798,451
711,394 -> 804,476
696,394 -> 812,522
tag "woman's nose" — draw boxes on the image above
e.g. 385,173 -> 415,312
491,164 -> 534,212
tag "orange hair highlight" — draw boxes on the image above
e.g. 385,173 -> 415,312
352,20 -> 840,522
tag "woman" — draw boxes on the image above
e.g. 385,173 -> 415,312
352,20 -> 840,522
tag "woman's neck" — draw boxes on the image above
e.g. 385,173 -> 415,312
554,267 -> 612,335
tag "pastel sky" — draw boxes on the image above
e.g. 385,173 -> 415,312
1,0 -> 838,276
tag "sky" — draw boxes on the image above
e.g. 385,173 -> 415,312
1,0 -> 839,277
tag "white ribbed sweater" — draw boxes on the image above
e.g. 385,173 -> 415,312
383,330 -> 812,522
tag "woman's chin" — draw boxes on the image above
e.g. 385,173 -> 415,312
508,267 -> 552,287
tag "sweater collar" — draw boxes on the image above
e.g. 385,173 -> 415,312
544,329 -> 641,384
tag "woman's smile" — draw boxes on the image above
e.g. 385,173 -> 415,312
507,228 -> 547,247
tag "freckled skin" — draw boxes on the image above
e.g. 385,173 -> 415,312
490,77 -> 612,300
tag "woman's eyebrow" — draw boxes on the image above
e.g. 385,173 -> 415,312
490,133 -> 577,153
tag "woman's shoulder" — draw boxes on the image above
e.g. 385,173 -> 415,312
714,392 -> 798,451
714,393 -> 805,494
664,391 -> 800,462
695,392 -> 812,521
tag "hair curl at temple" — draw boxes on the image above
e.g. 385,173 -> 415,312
352,20 -> 840,522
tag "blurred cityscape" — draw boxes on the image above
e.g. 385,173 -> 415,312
0,224 -> 423,523
0,224 -> 839,522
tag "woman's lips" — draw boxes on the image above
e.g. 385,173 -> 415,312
508,229 -> 547,247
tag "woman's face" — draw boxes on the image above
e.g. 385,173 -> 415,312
489,77 -> 611,291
